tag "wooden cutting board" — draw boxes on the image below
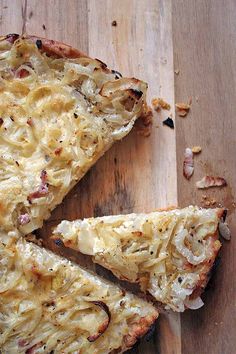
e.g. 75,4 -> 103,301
1,1 -> 235,353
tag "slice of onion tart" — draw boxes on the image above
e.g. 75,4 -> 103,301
0,238 -> 158,353
53,206 -> 226,312
0,34 -> 147,236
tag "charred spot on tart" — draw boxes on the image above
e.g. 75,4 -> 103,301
87,301 -> 111,342
111,69 -> 123,79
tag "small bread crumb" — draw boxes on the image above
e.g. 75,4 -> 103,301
152,97 -> 171,111
174,69 -> 180,75
111,20 -> 117,27
178,110 -> 188,117
192,146 -> 202,154
201,195 -> 218,207
176,101 -> 191,117
176,103 -> 191,110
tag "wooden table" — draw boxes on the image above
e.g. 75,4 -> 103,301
1,1 -> 235,353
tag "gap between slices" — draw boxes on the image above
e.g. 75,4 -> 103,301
53,206 -> 226,312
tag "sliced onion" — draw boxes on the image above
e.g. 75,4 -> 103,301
184,296 -> 204,310
173,229 -> 207,265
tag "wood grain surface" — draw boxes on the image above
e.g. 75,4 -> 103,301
0,1 -> 235,353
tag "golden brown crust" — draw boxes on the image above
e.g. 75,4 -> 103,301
26,35 -> 89,59
116,314 -> 158,353
0,33 -> 88,58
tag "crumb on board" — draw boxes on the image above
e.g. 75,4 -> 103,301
192,146 -> 202,154
176,102 -> 191,110
42,24 -> 46,30
111,20 -> 117,26
152,97 -> 171,111
178,110 -> 188,117
162,117 -> 174,129
136,104 -> 153,137
176,101 -> 191,117
174,69 -> 180,75
201,195 -> 217,207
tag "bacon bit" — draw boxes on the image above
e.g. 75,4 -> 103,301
163,117 -> 174,129
183,148 -> 194,179
87,301 -> 111,342
27,118 -> 33,126
152,97 -> 171,111
196,176 -> 227,189
16,68 -> 30,78
111,20 -> 117,26
18,213 -> 30,225
28,170 -> 49,201
192,146 -> 202,154
18,339 -> 29,347
54,147 -> 63,156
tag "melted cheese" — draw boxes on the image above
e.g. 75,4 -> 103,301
0,238 -> 158,353
54,206 -> 223,312
0,37 -> 147,236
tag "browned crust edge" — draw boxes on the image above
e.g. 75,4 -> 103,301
189,207 -> 226,301
26,35 -> 89,59
113,313 -> 158,353
0,33 -> 88,59
54,208 -> 226,307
